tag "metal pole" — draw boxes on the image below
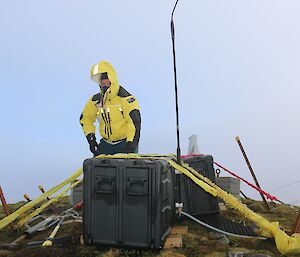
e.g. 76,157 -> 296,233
0,186 -> 13,230
170,0 -> 183,215
235,136 -> 270,211
240,190 -> 249,199
171,0 -> 181,164
291,212 -> 300,234
38,185 -> 60,214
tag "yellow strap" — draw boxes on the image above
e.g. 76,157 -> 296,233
16,180 -> 82,228
180,161 -> 300,255
0,168 -> 83,230
167,159 -> 218,196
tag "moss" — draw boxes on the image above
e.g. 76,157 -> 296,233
102,248 -> 120,257
1,198 -> 299,257
0,249 -> 12,257
160,250 -> 186,257
117,249 -> 157,257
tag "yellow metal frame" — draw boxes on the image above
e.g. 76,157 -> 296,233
16,180 -> 82,228
0,168 -> 83,230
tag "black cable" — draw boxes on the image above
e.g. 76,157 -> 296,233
269,180 -> 300,193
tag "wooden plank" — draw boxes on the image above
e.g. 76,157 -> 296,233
80,234 -> 84,245
171,226 -> 189,235
163,234 -> 182,249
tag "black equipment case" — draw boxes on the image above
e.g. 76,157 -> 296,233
83,158 -> 175,249
180,155 -> 220,216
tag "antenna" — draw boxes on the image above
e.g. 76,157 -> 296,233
171,0 -> 181,164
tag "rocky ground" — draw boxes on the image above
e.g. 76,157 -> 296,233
0,197 -> 299,257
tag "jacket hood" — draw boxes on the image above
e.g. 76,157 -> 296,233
91,60 -> 119,98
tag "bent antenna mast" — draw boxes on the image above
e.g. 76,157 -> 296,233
171,0 -> 181,164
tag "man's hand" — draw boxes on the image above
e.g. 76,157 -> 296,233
86,133 -> 98,154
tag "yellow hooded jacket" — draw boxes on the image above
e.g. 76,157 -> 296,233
80,61 -> 141,147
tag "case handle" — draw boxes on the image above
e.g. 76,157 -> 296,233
95,176 -> 115,194
127,178 -> 147,196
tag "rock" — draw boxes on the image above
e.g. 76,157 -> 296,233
208,231 -> 224,239
218,234 -> 230,245
228,251 -> 250,257
228,252 -> 272,257
249,254 -> 272,257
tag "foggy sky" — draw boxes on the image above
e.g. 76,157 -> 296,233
0,1 -> 300,204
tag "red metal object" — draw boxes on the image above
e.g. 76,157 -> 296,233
214,161 -> 278,201
0,186 -> 10,216
73,201 -> 83,210
181,154 -> 204,158
0,185 -> 14,229
181,154 -> 280,203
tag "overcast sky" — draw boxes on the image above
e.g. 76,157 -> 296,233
0,1 -> 300,204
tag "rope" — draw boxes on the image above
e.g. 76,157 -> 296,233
269,180 -> 300,193
213,160 -> 296,209
213,161 -> 279,202
181,154 -> 279,202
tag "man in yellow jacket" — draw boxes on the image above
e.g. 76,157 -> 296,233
80,60 -> 141,155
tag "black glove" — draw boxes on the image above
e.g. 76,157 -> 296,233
124,141 -> 137,153
86,133 -> 98,154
